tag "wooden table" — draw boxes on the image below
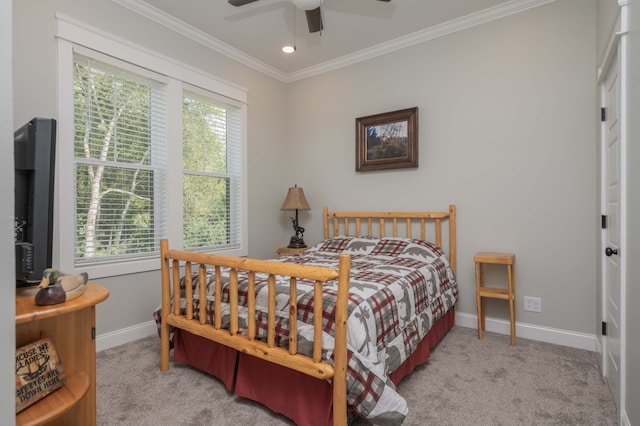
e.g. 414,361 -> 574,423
275,246 -> 309,257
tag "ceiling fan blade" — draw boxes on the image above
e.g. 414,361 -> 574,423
228,0 -> 260,6
305,7 -> 323,33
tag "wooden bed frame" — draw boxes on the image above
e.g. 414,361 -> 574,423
159,205 -> 456,425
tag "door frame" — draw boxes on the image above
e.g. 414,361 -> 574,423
597,2 -> 628,423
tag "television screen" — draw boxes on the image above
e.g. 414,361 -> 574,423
14,118 -> 56,286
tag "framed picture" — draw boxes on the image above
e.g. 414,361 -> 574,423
356,107 -> 418,172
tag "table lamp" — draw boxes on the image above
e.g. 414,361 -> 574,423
280,185 -> 311,248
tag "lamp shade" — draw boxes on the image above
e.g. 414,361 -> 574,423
280,186 -> 310,211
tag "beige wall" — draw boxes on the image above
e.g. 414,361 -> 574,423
11,0 -> 290,335
286,0 -> 597,333
9,0 -> 600,343
597,0 -> 618,59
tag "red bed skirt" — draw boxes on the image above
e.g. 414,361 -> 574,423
172,308 -> 455,425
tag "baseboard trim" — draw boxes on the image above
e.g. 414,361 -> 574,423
594,333 -> 603,355
97,313 -> 598,353
96,320 -> 157,352
455,312 -> 597,351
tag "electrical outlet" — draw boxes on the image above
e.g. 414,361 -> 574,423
524,296 -> 542,312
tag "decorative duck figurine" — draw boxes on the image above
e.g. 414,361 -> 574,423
34,268 -> 89,306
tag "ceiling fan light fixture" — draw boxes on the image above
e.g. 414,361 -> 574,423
291,0 -> 322,10
282,45 -> 296,54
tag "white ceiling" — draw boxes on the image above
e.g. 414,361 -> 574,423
115,0 -> 551,81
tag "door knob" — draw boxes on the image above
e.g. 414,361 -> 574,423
605,247 -> 618,257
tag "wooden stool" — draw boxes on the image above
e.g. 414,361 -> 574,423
474,252 -> 515,346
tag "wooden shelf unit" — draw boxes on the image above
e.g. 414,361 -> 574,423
16,282 -> 109,426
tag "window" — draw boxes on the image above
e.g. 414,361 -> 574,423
57,17 -> 247,278
182,91 -> 242,251
73,53 -> 167,265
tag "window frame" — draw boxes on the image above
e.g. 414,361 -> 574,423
181,85 -> 244,252
56,14 -> 248,278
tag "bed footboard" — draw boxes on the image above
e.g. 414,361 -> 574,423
159,239 -> 351,425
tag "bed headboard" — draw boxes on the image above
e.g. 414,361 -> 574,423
323,205 -> 457,273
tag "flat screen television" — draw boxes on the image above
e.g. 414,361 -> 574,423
14,118 -> 57,286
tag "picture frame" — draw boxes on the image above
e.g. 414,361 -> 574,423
355,107 -> 418,172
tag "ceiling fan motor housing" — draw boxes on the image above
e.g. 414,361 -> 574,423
229,0 -> 391,34
291,0 -> 323,10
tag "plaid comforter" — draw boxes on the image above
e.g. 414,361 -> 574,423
154,236 -> 457,424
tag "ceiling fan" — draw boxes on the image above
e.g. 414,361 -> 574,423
228,0 -> 392,33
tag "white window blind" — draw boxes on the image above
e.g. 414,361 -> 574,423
57,18 -> 248,277
182,91 -> 242,251
73,53 -> 167,265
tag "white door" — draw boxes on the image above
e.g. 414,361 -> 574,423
602,44 -> 621,409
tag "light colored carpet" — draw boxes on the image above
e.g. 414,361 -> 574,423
96,326 -> 617,425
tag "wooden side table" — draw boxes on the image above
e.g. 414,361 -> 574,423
474,252 -> 516,346
16,282 -> 109,425
276,246 -> 308,257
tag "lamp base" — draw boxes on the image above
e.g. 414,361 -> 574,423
287,236 -> 307,249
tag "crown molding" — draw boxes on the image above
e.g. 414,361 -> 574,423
113,0 -> 555,84
112,0 -> 288,81
285,0 -> 555,82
